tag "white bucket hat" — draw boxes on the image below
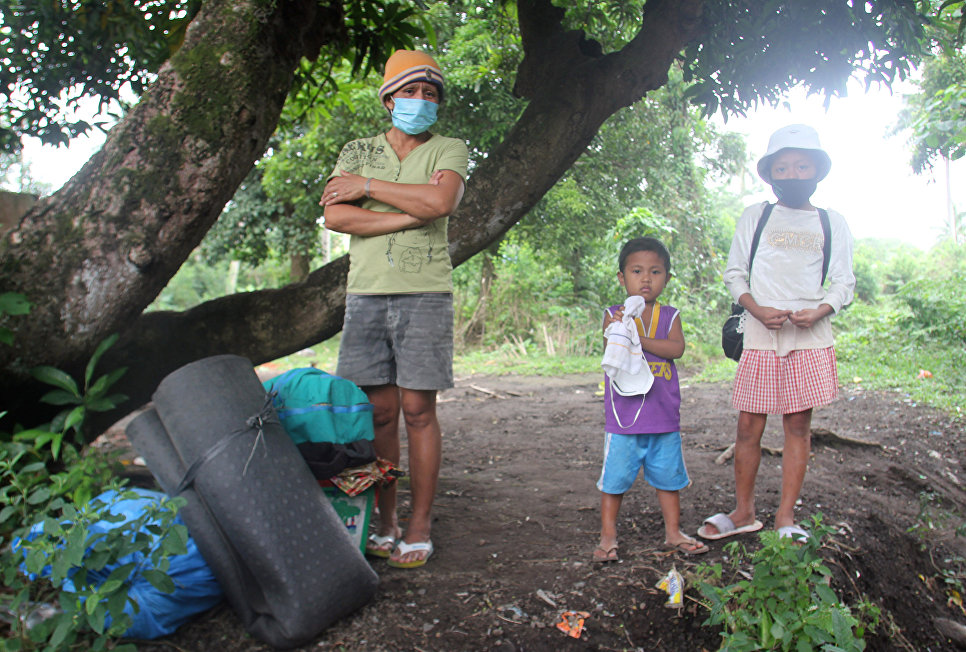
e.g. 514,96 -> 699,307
756,124 -> 831,183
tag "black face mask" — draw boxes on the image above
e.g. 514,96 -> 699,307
771,178 -> 817,208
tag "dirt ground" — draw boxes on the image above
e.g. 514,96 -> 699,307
140,370 -> 966,651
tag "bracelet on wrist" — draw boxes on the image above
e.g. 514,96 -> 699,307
365,177 -> 373,198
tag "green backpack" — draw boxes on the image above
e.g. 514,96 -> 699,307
263,368 -> 374,446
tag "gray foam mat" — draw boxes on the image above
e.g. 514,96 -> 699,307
126,354 -> 378,648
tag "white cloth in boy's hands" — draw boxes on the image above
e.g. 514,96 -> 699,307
601,296 -> 654,396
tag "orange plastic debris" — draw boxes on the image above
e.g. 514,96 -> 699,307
555,610 -> 590,638
916,369 -> 933,379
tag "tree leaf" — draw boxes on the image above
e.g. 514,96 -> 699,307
30,366 -> 79,395
39,389 -> 82,406
142,568 -> 176,594
85,333 -> 119,386
0,292 -> 31,315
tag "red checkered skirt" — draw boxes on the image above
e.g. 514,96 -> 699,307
732,347 -> 838,414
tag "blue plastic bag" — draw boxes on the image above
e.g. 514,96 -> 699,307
16,488 -> 223,639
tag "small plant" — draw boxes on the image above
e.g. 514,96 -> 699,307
15,333 -> 128,460
908,491 -> 957,545
906,491 -> 966,616
3,489 -> 187,652
1,320 -> 184,651
696,515 -> 880,651
0,439 -> 117,543
0,292 -> 31,346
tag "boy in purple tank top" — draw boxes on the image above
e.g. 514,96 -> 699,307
593,237 -> 708,562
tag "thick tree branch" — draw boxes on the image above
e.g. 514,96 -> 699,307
79,0 -> 707,434
0,0 -> 342,383
514,0 -> 603,98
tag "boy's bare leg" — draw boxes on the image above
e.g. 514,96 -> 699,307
368,384 -> 403,549
776,409 -> 812,529
658,489 -> 704,550
390,387 -> 441,565
596,492 -> 623,559
701,410 -> 767,536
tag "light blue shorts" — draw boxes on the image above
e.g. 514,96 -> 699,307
596,431 -> 690,494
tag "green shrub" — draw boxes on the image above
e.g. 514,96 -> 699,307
1,300 -> 184,650
835,295 -> 966,416
14,334 -> 128,460
696,516 -> 880,651
3,489 -> 187,652
896,272 -> 966,346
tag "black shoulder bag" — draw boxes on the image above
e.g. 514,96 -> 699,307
721,204 -> 831,361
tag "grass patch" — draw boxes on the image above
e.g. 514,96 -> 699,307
836,300 -> 966,419
454,346 -> 599,377
258,303 -> 965,422
259,336 -> 341,376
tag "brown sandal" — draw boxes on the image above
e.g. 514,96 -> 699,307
663,538 -> 709,556
592,544 -> 619,563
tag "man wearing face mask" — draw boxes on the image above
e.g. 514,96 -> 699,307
320,50 -> 469,569
698,124 -> 855,545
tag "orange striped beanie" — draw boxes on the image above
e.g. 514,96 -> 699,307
378,50 -> 444,100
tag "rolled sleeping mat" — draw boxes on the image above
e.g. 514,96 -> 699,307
126,408 -> 260,625
126,354 -> 378,649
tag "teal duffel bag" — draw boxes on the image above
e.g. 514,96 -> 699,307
263,367 -> 374,445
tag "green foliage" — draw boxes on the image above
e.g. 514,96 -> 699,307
149,252 -> 297,310
683,1 -> 928,118
209,0 -> 523,268
908,490 -> 962,546
0,0 -> 428,150
284,0 -> 430,129
696,516 -> 880,651
0,150 -> 53,195
851,246 -> 880,303
204,164 -> 293,266
0,0 -> 201,147
0,426 -> 119,540
894,244 -> 966,345
149,253 -> 235,309
15,335 -> 128,459
450,63 -> 746,362
427,0 -> 525,157
2,484 -> 187,652
835,297 -> 965,416
554,0 -> 647,51
880,244 -> 927,294
896,46 -> 966,173
453,239 -> 602,353
905,491 -> 966,621
1,313 -> 184,650
0,292 -> 31,346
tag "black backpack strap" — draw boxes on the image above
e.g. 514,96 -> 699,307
748,202 -> 774,275
818,208 -> 831,285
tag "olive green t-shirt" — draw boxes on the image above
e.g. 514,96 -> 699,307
328,133 -> 469,294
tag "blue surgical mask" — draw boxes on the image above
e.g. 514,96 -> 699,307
391,98 -> 438,135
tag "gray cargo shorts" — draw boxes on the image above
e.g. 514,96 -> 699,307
337,293 -> 454,391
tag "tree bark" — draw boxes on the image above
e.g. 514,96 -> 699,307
0,0 -> 341,411
2,0 -> 705,434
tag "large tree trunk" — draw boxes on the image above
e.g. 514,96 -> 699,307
1,0 -> 703,435
0,0 -> 341,413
